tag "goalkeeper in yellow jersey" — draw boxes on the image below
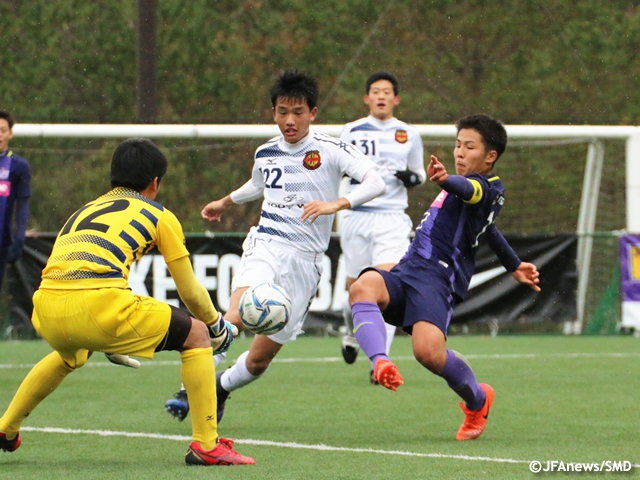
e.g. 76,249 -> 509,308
0,138 -> 255,466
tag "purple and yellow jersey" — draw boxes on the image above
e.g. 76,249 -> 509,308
407,173 -> 505,299
41,187 -> 188,290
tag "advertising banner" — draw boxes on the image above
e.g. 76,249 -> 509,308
3,233 -> 577,335
620,235 -> 640,330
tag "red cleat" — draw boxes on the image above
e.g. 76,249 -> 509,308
0,431 -> 21,452
456,383 -> 495,441
185,437 -> 255,466
373,358 -> 404,391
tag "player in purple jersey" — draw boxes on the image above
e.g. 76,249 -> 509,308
348,114 -> 540,441
0,110 -> 31,295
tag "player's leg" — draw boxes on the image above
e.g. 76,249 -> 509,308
154,305 -> 253,465
341,277 -> 361,364
368,263 -> 398,385
339,212 -> 370,364
218,243 -> 320,420
165,233 -> 264,421
218,334 -> 283,400
403,259 -> 493,438
78,287 -> 252,464
164,286 -> 246,423
412,321 -> 493,440
348,269 -> 404,391
212,235 -> 282,421
0,289 -> 95,452
368,212 -> 412,379
0,350 -> 76,450
216,318 -> 286,424
165,355 -> 228,421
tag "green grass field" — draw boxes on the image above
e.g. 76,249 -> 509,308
1,335 -> 639,479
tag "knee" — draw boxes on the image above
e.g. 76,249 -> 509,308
245,354 -> 271,376
185,320 -> 210,349
413,348 -> 447,374
348,272 -> 379,304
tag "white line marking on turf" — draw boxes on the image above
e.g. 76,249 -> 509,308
20,427 -> 640,468
3,352 -> 640,369
15,426 -> 526,465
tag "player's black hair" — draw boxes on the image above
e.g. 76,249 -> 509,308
110,138 -> 168,191
270,69 -> 319,110
366,71 -> 399,96
456,114 -> 507,161
0,110 -> 15,129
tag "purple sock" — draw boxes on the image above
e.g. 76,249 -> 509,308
352,301 -> 388,364
438,350 -> 486,410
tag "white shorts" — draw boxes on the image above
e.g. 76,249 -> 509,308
340,210 -> 412,278
232,229 -> 323,344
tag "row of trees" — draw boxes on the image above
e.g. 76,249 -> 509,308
0,0 -> 634,232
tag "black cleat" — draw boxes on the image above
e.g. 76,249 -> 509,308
216,370 -> 231,423
341,335 -> 360,364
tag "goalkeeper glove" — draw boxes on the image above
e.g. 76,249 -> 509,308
209,317 -> 238,354
394,169 -> 421,188
105,353 -> 141,368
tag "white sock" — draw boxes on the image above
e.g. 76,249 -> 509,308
384,322 -> 396,356
342,296 -> 354,334
220,351 -> 266,392
214,352 -> 227,368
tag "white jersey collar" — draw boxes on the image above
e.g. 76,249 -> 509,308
366,115 -> 398,128
277,130 -> 313,153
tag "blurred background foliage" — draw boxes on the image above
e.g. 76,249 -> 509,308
0,0 -> 636,233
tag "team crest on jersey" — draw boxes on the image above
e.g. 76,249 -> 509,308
303,150 -> 321,170
0,181 -> 9,197
395,130 -> 408,144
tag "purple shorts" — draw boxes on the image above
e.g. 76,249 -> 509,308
372,254 -> 457,335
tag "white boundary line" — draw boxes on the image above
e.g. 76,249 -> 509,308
3,352 -> 640,369
18,426 -> 528,464
19,427 -> 640,468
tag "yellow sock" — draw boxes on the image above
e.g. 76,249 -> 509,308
181,347 -> 217,450
0,351 -> 74,435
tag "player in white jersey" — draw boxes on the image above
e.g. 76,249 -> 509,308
164,69 -> 385,422
339,72 -> 426,382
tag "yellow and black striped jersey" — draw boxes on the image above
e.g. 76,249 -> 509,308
41,187 -> 188,290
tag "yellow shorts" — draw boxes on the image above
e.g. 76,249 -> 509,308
32,288 -> 171,368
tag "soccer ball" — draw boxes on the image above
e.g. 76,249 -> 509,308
239,283 -> 292,335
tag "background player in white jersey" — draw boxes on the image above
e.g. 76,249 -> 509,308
339,71 -> 426,382
164,69 -> 385,422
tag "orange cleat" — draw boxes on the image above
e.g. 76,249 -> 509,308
456,383 -> 495,441
372,358 -> 404,391
185,438 -> 255,466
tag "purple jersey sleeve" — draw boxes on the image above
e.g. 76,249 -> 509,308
484,223 -> 521,272
12,155 -> 31,199
440,175 -> 476,202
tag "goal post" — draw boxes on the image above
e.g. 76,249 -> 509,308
12,123 -> 640,334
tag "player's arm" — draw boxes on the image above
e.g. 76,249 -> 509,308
485,224 -> 541,292
7,160 -> 31,263
6,198 -> 29,262
301,168 -> 385,222
167,256 -> 237,351
201,177 -> 264,221
168,256 -> 219,325
395,131 -> 426,188
428,155 -> 481,204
